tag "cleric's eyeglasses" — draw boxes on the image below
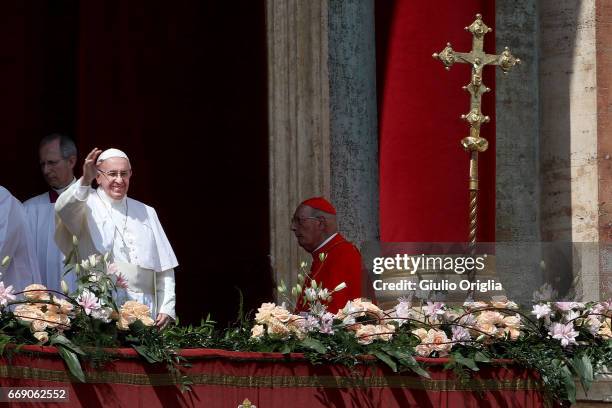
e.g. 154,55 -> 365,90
290,216 -> 321,226
97,168 -> 132,180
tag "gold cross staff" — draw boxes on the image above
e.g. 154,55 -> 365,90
433,14 -> 520,246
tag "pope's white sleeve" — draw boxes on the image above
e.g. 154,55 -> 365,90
156,268 -> 176,319
54,178 -> 90,237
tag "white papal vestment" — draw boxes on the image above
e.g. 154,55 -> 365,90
54,179 -> 178,318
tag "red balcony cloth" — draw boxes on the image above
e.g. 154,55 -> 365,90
0,346 -> 552,407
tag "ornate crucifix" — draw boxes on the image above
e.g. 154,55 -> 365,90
433,14 -> 520,247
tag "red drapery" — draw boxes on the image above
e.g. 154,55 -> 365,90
378,0 -> 496,243
0,346 -> 549,408
0,1 -> 272,326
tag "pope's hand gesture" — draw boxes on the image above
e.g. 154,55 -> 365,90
81,148 -> 102,186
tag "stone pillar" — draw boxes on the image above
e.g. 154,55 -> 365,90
328,0 -> 379,246
539,0 -> 600,301
267,0 -> 332,290
495,0 -> 542,303
267,0 -> 379,291
596,0 -> 612,300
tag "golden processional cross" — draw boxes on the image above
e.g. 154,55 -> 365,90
433,14 -> 520,248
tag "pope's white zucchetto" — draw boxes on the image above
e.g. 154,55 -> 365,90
96,148 -> 130,164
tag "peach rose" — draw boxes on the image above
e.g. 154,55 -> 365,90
23,284 -> 50,301
116,301 -> 154,330
412,328 -> 428,341
271,306 -> 291,323
31,318 -> 48,333
339,299 -> 384,320
255,303 -> 276,323
476,311 -> 504,326
251,324 -> 265,339
286,316 -> 307,340
475,322 -> 498,337
44,311 -> 70,329
267,321 -> 291,339
14,304 -> 44,323
503,314 -> 521,330
599,320 -> 612,338
503,327 -> 521,340
426,329 -> 452,356
355,324 -> 378,345
415,344 -> 433,357
463,301 -> 488,310
375,323 -> 396,342
55,299 -> 74,315
491,296 -> 519,309
33,331 -> 49,344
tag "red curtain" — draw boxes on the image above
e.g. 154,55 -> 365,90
1,346 -> 550,408
76,0 -> 272,325
0,1 -> 79,200
0,1 -> 272,325
378,0 -> 496,243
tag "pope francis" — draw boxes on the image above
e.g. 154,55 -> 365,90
54,147 -> 178,329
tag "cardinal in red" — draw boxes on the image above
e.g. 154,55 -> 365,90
291,197 -> 364,313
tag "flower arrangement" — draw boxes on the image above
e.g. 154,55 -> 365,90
244,286 -> 611,404
0,242 -> 163,383
0,249 -> 610,404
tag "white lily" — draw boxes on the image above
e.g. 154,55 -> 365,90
333,282 -> 347,292
80,259 -> 90,271
61,280 -> 69,295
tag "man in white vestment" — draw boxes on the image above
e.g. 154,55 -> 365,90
0,186 -> 41,290
55,147 -> 177,329
24,134 -> 78,292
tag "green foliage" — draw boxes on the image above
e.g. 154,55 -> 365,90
57,345 -> 85,382
163,316 -> 216,349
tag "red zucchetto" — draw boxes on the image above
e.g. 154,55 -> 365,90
300,197 -> 336,215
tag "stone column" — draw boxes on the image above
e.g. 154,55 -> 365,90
267,0 -> 332,290
267,0 -> 380,292
539,0 -> 600,301
495,0 -> 542,303
596,0 -> 612,300
328,0 -> 379,246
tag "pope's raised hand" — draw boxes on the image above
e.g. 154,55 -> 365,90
81,148 -> 102,186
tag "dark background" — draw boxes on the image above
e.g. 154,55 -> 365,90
0,0 -> 272,325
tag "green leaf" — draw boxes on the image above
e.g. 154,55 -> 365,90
452,352 -> 479,372
380,346 -> 430,378
0,334 -> 10,355
300,337 -> 326,354
63,249 -> 75,267
561,365 -> 576,404
132,345 -> 162,364
400,355 -> 430,378
572,355 -> 593,393
474,351 -> 490,363
128,319 -> 147,336
57,345 -> 85,383
371,350 -> 397,372
50,334 -> 85,355
279,343 -> 292,355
